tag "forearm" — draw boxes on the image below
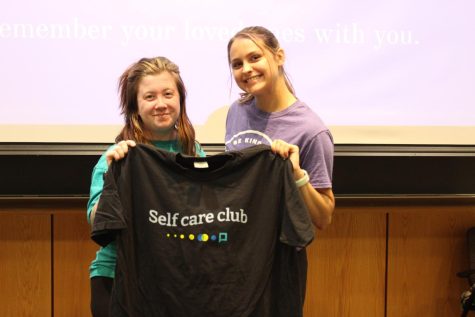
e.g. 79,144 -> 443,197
294,170 -> 335,230
270,139 -> 334,228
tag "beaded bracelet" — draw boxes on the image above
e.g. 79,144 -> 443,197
295,169 -> 310,188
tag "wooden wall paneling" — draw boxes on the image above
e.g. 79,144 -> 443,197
1,197 -> 473,316
304,206 -> 387,317
387,205 -> 475,317
53,210 -> 98,317
0,212 -> 51,317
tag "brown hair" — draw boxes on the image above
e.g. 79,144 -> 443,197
116,56 -> 197,155
227,26 -> 295,103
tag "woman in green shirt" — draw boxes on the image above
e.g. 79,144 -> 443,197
86,56 -> 205,317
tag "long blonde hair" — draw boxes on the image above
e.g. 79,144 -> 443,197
227,26 -> 295,104
116,56 -> 197,155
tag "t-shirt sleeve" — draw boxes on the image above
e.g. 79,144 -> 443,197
86,144 -> 117,224
279,160 -> 314,248
195,142 -> 207,157
86,154 -> 108,224
300,130 -> 334,189
91,162 -> 127,247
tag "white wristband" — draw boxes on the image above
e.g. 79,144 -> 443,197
295,169 -> 309,188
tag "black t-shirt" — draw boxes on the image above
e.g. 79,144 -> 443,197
91,144 -> 314,317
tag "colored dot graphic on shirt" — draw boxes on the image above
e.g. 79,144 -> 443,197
197,234 -> 209,242
218,232 -> 228,243
165,232 -> 228,243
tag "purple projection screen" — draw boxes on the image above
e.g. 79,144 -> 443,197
1,0 -> 474,144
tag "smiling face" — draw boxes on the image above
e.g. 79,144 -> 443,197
229,37 -> 284,97
137,72 -> 180,141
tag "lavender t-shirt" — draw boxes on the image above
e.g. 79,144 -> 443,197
225,99 -> 334,189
